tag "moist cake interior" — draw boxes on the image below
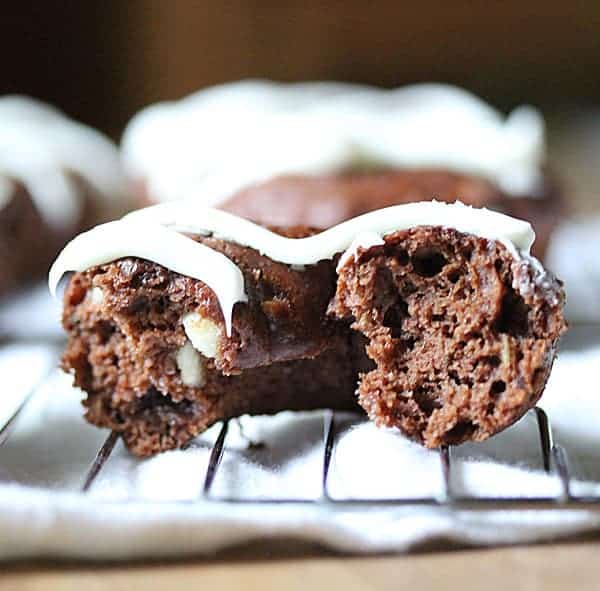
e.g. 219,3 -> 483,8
331,226 -> 565,447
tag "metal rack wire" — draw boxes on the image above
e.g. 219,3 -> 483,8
1,372 -> 599,510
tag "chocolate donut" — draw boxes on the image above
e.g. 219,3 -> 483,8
0,96 -> 126,295
51,201 -> 565,456
331,226 -> 564,446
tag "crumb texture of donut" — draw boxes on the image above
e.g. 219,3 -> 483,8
330,226 -> 566,447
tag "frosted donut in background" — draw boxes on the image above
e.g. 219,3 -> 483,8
0,96 -> 127,296
0,96 -> 126,230
121,80 -> 546,207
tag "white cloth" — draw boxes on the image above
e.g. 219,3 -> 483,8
2,211 -> 600,562
0,290 -> 599,561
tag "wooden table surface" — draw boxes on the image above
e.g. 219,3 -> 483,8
3,540 -> 600,590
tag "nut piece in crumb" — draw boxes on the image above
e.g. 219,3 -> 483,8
182,312 -> 221,359
87,287 -> 104,305
501,334 -> 512,367
175,340 -> 206,387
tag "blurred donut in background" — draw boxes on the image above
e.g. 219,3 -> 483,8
0,96 -> 127,296
122,81 -> 563,260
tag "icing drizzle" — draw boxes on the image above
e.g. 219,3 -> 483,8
0,96 -> 125,229
122,80 -> 546,206
49,201 -> 535,335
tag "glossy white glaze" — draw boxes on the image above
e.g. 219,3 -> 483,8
122,80 -> 545,205
49,200 -> 535,335
0,96 -> 125,228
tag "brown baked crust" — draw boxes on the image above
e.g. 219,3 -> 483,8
61,226 -> 565,456
330,226 -> 566,446
0,175 -> 102,297
221,169 -> 562,260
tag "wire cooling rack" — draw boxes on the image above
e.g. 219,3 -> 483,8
1,360 -> 599,512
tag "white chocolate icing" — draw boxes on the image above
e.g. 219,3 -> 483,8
48,219 -> 246,336
49,200 -> 535,336
122,80 -> 545,205
0,96 -> 126,229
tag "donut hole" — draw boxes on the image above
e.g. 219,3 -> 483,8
95,320 -> 115,345
412,248 -> 447,277
413,385 -> 442,416
395,249 -> 410,266
383,299 -> 408,338
495,287 -> 530,336
447,269 -> 462,283
443,420 -> 476,444
490,380 -> 506,397
487,355 -> 501,368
